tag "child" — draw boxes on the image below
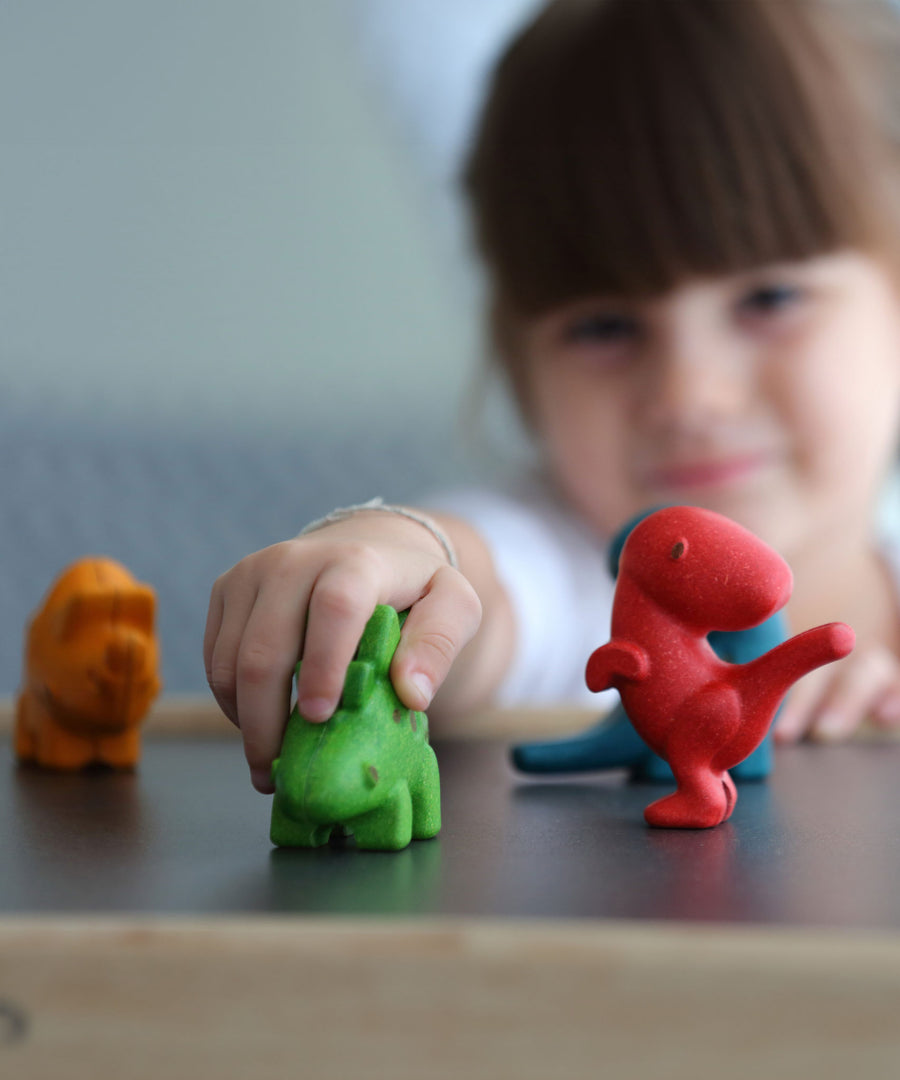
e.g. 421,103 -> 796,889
205,0 -> 900,793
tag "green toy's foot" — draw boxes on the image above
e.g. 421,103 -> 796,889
347,783 -> 413,851
411,749 -> 441,840
270,801 -> 333,847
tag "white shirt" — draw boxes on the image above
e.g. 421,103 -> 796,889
429,472 -> 900,709
429,475 -> 617,710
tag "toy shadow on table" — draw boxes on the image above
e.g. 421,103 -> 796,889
267,833 -> 443,914
512,777 -> 651,832
510,780 -> 756,921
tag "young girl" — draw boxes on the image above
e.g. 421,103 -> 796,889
205,0 -> 900,793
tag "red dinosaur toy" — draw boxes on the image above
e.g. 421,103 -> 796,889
586,506 -> 855,828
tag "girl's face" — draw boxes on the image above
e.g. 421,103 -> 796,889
519,252 -> 900,558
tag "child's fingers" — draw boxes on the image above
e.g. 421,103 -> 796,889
203,580 -> 226,701
390,566 -> 483,711
867,662 -> 900,729
873,690 -> 900,728
294,555 -> 382,724
772,670 -> 824,744
235,577 -> 314,792
204,574 -> 259,728
808,647 -> 899,743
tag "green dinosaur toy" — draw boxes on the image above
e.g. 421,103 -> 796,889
270,605 -> 441,851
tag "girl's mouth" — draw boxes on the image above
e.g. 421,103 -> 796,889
649,453 -> 774,491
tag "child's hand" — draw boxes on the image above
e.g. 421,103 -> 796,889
203,513 -> 482,792
773,643 -> 900,743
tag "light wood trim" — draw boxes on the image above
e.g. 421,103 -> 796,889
0,697 -> 597,740
0,695 -> 237,738
0,916 -> 898,1078
2,695 -> 895,743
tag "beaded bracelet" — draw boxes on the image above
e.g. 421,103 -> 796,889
299,497 -> 458,569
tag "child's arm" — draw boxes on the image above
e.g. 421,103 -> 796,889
773,643 -> 900,743
203,508 -> 513,791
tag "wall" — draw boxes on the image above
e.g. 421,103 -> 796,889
0,1 -> 489,693
0,0 -> 476,435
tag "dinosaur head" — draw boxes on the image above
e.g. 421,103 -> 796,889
619,506 -> 793,635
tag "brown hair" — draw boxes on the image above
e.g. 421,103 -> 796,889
463,0 -> 900,357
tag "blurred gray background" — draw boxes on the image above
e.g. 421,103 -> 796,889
6,1 -> 894,700
0,1 -> 538,696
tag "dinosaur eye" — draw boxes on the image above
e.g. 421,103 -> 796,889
670,540 -> 686,561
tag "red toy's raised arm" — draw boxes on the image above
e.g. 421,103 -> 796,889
585,641 -> 650,693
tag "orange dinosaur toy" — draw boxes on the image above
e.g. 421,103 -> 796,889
16,557 -> 161,769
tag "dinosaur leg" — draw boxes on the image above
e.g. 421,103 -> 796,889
34,715 -> 97,770
349,783 -> 413,851
645,686 -> 741,829
410,749 -> 441,841
722,771 -> 737,818
644,767 -> 733,829
97,727 -> 142,768
710,616 -> 785,782
269,800 -> 334,847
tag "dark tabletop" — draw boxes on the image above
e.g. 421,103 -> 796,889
2,734 -> 899,927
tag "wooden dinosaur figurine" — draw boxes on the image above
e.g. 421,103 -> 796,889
16,557 -> 161,769
270,606 -> 441,851
585,506 -> 854,828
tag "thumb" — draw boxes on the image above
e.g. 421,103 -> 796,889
390,566 -> 482,711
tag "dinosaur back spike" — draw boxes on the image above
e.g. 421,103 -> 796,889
342,660 -> 375,711
355,605 -> 402,674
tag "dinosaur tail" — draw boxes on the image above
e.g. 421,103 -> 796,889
714,622 -> 854,770
511,704 -> 649,774
744,622 -> 854,697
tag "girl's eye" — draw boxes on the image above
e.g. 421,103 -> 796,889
563,313 -> 639,344
738,283 -> 803,316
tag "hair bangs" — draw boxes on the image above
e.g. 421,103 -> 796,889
465,0 -> 896,318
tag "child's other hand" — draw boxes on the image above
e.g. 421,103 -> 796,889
203,515 -> 482,793
773,644 -> 900,743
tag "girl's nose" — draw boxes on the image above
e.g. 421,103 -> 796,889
639,337 -> 749,432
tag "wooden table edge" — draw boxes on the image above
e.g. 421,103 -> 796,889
0,915 -> 898,1078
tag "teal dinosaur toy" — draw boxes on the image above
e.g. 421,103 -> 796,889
270,605 -> 441,851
